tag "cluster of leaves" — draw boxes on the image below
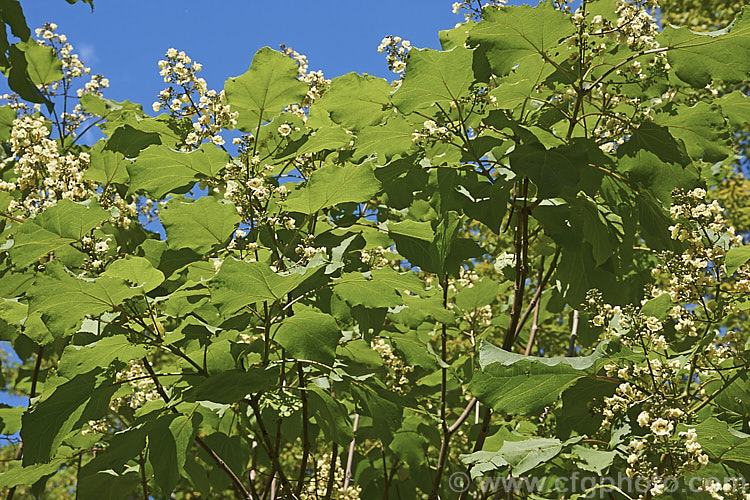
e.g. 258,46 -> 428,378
0,0 -> 750,499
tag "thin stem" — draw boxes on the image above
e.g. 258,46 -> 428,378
322,443 -> 339,500
6,345 -> 44,500
504,180 -> 530,351
566,310 -> 580,357
139,451 -> 150,499
295,363 -> 310,497
141,357 -> 254,499
343,414 -> 360,491
516,248 -> 561,342
247,396 -> 298,499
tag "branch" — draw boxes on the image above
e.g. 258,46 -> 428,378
295,363 -> 310,497
6,345 -> 44,500
566,310 -> 581,357
141,358 -> 254,499
343,413 -> 360,491
322,442 -> 338,500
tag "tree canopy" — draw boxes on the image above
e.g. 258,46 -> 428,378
1,0 -> 750,498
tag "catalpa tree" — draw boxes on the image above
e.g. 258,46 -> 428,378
1,0 -> 750,498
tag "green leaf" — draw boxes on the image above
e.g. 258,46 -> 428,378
17,39 -> 63,86
77,469 -> 140,500
718,91 -> 750,129
660,8 -> 750,87
389,416 -> 430,470
333,268 -> 425,309
353,116 -> 416,161
84,149 -> 130,185
684,417 -> 750,465
0,0 -> 30,40
9,199 -> 110,267
224,47 -> 308,131
190,368 -> 278,403
469,340 -> 604,414
273,311 -> 341,365
278,126 -> 352,160
726,246 -> 750,276
392,47 -> 475,113
310,72 -> 392,130
510,143 -> 580,199
102,256 -> 165,292
127,144 -> 229,199
640,293 -> 672,320
572,445 -> 616,475
0,460 -> 64,489
284,163 -> 381,214
468,2 -> 574,76
28,264 -> 140,334
617,122 -> 696,202
160,196 -> 240,254
456,278 -> 499,310
654,102 -> 730,162
58,335 -> 148,378
148,413 -> 199,494
210,258 -> 315,314
0,406 -> 24,435
21,372 -> 98,464
461,437 -> 564,477
308,385 -> 354,446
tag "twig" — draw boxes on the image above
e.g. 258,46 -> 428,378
343,414 -> 360,490
525,257 -> 547,356
323,442 -> 339,500
566,310 -> 580,357
516,248 -> 560,342
246,395 -> 298,499
141,358 -> 254,499
295,363 -> 310,496
6,345 -> 44,500
457,406 -> 492,500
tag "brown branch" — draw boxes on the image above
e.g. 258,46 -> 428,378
457,406 -> 492,500
515,247 -> 561,342
343,413 -> 360,491
322,442 -> 338,500
6,345 -> 44,500
566,310 -> 581,357
504,180 -> 531,351
141,358 -> 254,499
246,395 -> 298,499
295,363 -> 310,497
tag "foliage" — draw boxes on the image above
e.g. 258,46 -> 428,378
1,0 -> 750,499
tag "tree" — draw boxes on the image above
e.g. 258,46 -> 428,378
1,0 -> 750,498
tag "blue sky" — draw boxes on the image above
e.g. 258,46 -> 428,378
24,0 -> 469,110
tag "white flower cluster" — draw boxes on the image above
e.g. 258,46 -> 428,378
412,119 -> 453,144
299,452 -> 361,500
81,418 -> 109,436
371,338 -> 413,395
295,235 -> 327,265
0,115 -> 92,215
152,49 -> 238,149
700,478 -> 750,500
281,44 -> 330,108
377,36 -> 411,74
32,23 -> 109,138
360,246 -> 391,269
463,304 -> 493,327
654,188 -> 743,310
79,235 -> 112,271
451,0 -> 508,22
34,23 -> 91,89
110,360 -> 161,411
